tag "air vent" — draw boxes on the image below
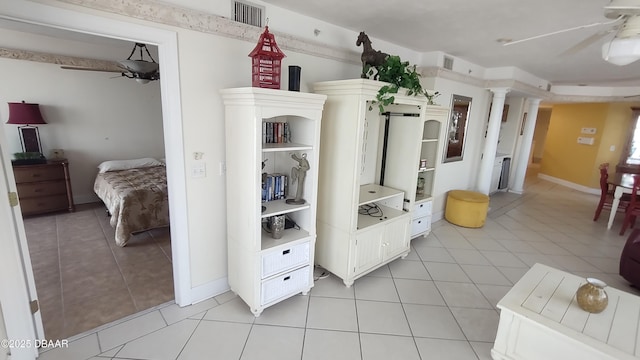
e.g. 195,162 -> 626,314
232,1 -> 264,27
443,56 -> 454,70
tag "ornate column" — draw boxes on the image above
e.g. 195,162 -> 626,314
477,88 -> 510,194
510,98 -> 541,194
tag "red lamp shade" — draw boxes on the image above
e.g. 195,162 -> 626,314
249,26 -> 286,89
7,101 -> 46,125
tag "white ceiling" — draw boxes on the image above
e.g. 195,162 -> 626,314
261,0 -> 640,87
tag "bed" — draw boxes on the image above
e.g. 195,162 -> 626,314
93,158 -> 170,247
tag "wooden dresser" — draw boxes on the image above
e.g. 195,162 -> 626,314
12,160 -> 75,216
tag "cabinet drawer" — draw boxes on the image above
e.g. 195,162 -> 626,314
413,201 -> 432,219
17,181 -> 67,198
13,166 -> 64,183
261,265 -> 310,305
262,242 -> 310,279
19,195 -> 69,215
411,215 -> 431,237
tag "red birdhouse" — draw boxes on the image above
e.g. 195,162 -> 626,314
249,26 -> 286,89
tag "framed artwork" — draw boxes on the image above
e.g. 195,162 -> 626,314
19,126 -> 42,153
443,95 -> 472,163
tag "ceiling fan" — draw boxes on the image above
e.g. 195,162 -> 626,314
61,43 -> 160,84
502,0 -> 640,66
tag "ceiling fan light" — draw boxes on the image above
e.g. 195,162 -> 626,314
602,37 -> 640,65
135,78 -> 151,85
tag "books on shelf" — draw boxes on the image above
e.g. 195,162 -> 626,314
262,173 -> 288,202
262,122 -> 291,144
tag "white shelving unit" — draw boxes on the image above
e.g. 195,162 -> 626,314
410,118 -> 443,238
313,79 -> 446,287
221,87 -> 326,316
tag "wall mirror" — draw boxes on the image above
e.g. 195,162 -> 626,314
443,95 -> 472,163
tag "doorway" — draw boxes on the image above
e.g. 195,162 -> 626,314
0,0 -> 190,342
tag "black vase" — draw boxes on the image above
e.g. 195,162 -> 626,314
288,65 -> 301,91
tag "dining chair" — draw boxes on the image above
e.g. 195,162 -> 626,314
619,175 -> 640,236
593,163 -> 630,221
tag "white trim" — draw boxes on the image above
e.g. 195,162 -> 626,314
0,0 -> 192,311
537,173 -> 600,195
190,277 -> 231,305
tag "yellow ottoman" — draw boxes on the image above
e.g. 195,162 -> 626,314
445,190 -> 490,228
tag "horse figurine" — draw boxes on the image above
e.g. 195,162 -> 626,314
356,31 -> 389,79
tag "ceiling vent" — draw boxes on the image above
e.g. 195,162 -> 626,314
443,56 -> 454,70
232,1 -> 264,27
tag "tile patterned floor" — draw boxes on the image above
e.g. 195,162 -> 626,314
24,202 -> 173,339
37,173 -> 640,359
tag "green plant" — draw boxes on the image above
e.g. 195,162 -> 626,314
13,152 -> 43,160
366,55 -> 439,112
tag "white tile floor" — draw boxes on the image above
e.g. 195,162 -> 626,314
38,174 -> 640,360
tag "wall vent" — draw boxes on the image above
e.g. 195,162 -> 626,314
443,56 -> 454,70
232,1 -> 264,27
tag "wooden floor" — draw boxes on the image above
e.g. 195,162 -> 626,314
23,202 -> 174,340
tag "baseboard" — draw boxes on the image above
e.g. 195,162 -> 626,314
537,173 -> 599,195
190,277 -> 230,305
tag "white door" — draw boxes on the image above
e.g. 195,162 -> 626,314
383,215 -> 410,260
353,226 -> 384,276
0,128 -> 42,359
0,305 -> 8,360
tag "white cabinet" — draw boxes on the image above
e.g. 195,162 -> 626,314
410,118 -> 442,238
313,79 -> 445,286
222,87 -> 326,316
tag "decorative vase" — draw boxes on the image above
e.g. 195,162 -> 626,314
576,278 -> 608,313
269,215 -> 285,239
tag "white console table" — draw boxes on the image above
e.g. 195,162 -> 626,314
492,263 -> 640,360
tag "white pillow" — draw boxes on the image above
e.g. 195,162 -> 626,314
98,158 -> 164,173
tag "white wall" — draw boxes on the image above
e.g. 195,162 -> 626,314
422,76 -> 492,219
0,56 -> 164,204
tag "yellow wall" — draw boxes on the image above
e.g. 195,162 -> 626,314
540,103 -> 633,188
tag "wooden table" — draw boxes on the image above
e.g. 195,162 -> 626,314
607,172 -> 635,230
492,263 -> 640,360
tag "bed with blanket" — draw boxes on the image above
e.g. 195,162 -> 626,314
93,158 -> 169,247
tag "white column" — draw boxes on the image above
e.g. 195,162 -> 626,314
510,98 -> 541,194
477,88 -> 510,194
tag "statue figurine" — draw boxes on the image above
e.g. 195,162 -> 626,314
286,153 -> 309,205
356,31 -> 389,79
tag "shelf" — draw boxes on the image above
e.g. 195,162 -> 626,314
418,167 -> 435,173
261,199 -> 311,218
357,205 -> 408,230
415,194 -> 433,203
261,228 -> 311,250
263,143 -> 313,152
358,184 -> 404,206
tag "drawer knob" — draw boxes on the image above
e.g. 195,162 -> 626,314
283,276 -> 291,281
282,249 -> 290,255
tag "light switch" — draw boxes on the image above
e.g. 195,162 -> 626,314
581,127 -> 597,134
191,161 -> 206,178
610,145 -> 616,152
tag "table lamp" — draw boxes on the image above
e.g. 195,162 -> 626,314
6,101 -> 47,161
